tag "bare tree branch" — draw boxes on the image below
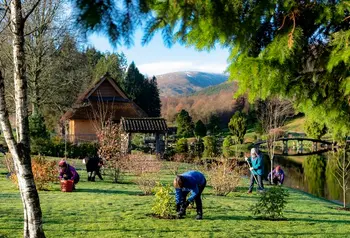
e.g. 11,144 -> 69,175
23,0 -> 41,23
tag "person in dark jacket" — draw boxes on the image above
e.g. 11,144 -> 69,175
268,166 -> 285,185
174,170 -> 206,220
83,156 -> 104,181
245,148 -> 264,193
59,160 -> 80,188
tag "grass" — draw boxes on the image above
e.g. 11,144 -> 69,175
1,159 -> 350,238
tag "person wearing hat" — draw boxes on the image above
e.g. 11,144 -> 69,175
268,165 -> 285,185
58,160 -> 80,188
245,148 -> 264,193
173,170 -> 206,220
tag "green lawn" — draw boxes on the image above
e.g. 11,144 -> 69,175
0,159 -> 350,238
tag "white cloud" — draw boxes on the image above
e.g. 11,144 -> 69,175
138,61 -> 227,76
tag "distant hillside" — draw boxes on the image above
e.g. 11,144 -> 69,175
161,80 -> 247,126
190,81 -> 236,96
156,71 -> 229,96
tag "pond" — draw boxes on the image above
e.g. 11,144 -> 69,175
261,151 -> 349,205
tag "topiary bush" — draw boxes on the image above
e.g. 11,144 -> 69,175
252,186 -> 289,220
203,136 -> 218,157
222,136 -> 236,157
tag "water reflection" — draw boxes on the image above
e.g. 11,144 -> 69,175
263,152 -> 348,205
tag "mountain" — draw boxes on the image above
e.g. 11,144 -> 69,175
156,71 -> 229,96
161,80 -> 246,126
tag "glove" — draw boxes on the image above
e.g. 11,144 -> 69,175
245,157 -> 248,161
178,201 -> 190,218
249,167 -> 254,171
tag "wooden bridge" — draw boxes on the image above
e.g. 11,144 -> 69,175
254,137 -> 336,156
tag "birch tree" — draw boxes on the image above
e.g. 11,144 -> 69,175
0,0 -> 46,237
256,97 -> 294,183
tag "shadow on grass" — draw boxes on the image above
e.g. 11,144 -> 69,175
77,188 -> 141,195
286,210 -> 349,216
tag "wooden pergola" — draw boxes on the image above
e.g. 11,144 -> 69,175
120,117 -> 168,154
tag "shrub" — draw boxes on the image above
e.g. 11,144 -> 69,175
207,159 -> 241,196
203,136 -> 218,157
166,153 -> 186,175
135,173 -> 158,195
194,120 -> 207,138
152,183 -> 176,219
228,111 -> 247,144
176,138 -> 188,153
97,121 -> 124,183
29,113 -> 49,139
222,136 -> 236,157
126,153 -> 161,195
189,138 -> 204,157
252,186 -> 289,220
10,156 -> 57,190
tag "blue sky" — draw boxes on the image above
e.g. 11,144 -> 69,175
88,30 -> 230,76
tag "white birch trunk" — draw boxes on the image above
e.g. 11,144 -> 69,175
0,0 -> 47,237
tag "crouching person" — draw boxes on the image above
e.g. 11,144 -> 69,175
59,160 -> 80,189
173,170 -> 206,220
268,166 -> 285,185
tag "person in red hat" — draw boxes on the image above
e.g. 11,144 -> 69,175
58,160 -> 80,188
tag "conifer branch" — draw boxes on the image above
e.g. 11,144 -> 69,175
278,15 -> 287,31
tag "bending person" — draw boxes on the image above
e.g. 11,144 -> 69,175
268,165 -> 285,185
173,170 -> 206,220
245,148 -> 264,193
59,160 -> 80,189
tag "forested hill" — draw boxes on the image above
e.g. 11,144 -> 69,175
156,71 -> 228,96
161,80 -> 245,125
190,81 -> 236,96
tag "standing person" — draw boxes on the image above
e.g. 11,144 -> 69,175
245,148 -> 264,193
268,165 -> 285,185
173,170 -> 206,220
59,160 -> 80,189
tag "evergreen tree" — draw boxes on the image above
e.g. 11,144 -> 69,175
228,111 -> 247,144
176,109 -> 194,138
207,115 -> 221,135
123,62 -> 145,101
94,52 -> 127,84
146,76 -> 161,117
194,120 -> 206,138
123,63 -> 161,116
29,113 -> 49,139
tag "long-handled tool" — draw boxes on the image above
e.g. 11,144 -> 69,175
245,157 -> 259,185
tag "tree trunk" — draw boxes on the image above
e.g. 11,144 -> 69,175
7,0 -> 46,237
343,153 -> 346,208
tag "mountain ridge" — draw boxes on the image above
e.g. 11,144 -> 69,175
155,71 -> 229,96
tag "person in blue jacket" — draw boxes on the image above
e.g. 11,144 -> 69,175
245,148 -> 264,193
173,170 -> 206,220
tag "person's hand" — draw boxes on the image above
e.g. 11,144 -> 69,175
184,200 -> 190,208
249,167 -> 254,171
245,157 -> 248,161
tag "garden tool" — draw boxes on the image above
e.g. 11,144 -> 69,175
245,157 -> 259,185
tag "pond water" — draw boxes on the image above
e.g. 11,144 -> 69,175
261,151 -> 349,205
